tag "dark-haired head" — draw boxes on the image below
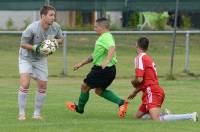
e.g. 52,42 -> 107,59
96,17 -> 110,29
40,5 -> 56,18
137,37 -> 149,52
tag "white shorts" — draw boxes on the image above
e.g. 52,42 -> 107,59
19,58 -> 48,81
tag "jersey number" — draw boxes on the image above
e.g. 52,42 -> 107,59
152,62 -> 157,75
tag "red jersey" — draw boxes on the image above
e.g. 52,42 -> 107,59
134,52 -> 159,91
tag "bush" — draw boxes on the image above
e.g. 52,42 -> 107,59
22,18 -> 31,30
6,18 -> 14,30
182,14 -> 191,29
76,11 -> 83,27
154,13 -> 167,30
128,12 -> 140,28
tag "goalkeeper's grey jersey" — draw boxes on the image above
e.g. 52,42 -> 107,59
19,20 -> 63,60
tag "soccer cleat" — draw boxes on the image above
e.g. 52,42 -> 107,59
66,102 -> 76,112
18,114 -> 26,121
32,115 -> 43,120
66,102 -> 84,114
191,112 -> 198,122
118,100 -> 128,118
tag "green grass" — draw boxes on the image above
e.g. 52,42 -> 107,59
0,34 -> 200,131
0,78 -> 199,132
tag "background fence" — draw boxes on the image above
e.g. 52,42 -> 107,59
0,30 -> 199,79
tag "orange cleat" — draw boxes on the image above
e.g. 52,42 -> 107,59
118,100 -> 128,118
66,102 -> 76,112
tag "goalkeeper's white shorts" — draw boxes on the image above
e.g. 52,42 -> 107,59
19,58 -> 48,81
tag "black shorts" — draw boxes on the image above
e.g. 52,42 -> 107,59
84,65 -> 116,89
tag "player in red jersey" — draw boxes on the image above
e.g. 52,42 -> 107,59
128,37 -> 198,122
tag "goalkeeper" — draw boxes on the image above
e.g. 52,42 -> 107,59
18,5 -> 63,120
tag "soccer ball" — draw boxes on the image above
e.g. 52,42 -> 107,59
41,39 -> 57,55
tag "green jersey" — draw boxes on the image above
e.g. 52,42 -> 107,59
92,32 -> 117,66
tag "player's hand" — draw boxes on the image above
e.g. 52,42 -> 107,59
32,44 -> 40,53
131,79 -> 139,88
101,63 -> 107,69
101,60 -> 109,69
73,63 -> 82,71
51,39 -> 59,48
127,92 -> 137,100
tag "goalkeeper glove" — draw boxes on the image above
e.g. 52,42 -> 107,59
32,44 -> 48,56
32,44 -> 41,54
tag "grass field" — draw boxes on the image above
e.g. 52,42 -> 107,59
0,34 -> 199,131
0,78 -> 199,132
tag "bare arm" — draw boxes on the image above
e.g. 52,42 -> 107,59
128,87 -> 141,100
127,77 -> 143,100
101,46 -> 115,69
131,77 -> 143,88
21,44 -> 34,51
21,42 -> 52,55
73,55 -> 93,71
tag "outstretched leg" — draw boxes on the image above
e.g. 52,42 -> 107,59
148,107 -> 198,122
95,88 -> 128,118
95,88 -> 124,106
67,83 -> 90,114
160,112 -> 198,122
